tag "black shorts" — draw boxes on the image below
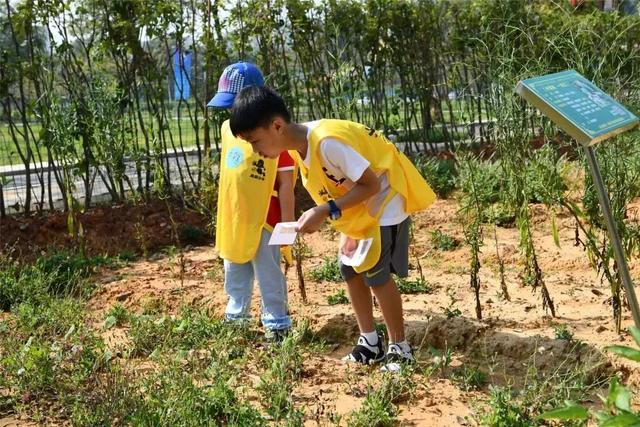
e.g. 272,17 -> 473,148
339,217 -> 411,287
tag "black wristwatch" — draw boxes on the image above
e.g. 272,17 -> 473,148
327,200 -> 342,221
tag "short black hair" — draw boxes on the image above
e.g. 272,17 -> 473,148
229,86 -> 291,136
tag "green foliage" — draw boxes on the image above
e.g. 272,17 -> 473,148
430,230 -> 458,251
541,326 -> 640,425
425,346 -> 453,377
483,203 -> 516,227
118,250 -> 138,262
104,303 -> 130,329
482,346 -> 607,426
452,365 -> 488,391
396,277 -> 432,295
126,363 -> 264,426
457,156 -> 503,208
416,156 -> 457,199
553,324 -> 574,342
481,386 -> 535,427
0,251 -> 112,311
348,368 -> 416,427
310,257 -> 342,283
526,145 -> 569,205
127,308 -> 231,357
326,288 -> 349,305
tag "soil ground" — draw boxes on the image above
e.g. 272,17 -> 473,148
4,197 -> 635,425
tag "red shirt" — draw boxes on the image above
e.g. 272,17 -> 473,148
266,151 -> 295,227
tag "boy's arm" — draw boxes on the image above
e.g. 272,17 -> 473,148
296,167 -> 380,233
277,170 -> 295,222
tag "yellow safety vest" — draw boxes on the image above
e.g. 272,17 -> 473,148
289,119 -> 436,273
215,120 -> 278,263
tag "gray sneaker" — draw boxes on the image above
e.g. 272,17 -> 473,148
264,328 -> 290,344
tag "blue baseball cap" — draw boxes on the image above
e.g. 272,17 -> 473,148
207,62 -> 265,108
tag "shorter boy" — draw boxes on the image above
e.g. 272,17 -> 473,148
208,63 -> 295,341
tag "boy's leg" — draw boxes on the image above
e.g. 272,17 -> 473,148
346,217 -> 414,369
340,272 -> 386,364
370,278 -> 405,342
344,274 -> 375,333
355,217 -> 411,341
253,228 -> 291,332
223,259 -> 255,322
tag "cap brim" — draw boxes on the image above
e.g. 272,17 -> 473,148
207,92 -> 236,108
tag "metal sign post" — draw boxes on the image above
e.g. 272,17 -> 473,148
516,70 -> 640,329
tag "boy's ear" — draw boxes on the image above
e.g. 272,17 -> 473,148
272,116 -> 286,134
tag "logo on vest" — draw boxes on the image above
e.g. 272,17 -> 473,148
322,167 -> 346,187
226,147 -> 244,169
318,188 -> 329,201
250,159 -> 266,181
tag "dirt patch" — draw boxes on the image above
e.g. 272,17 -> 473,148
0,417 -> 36,427
0,199 -> 211,261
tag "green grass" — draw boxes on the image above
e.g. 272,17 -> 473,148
0,251 -> 317,425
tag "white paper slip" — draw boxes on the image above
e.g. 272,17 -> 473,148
340,238 -> 374,267
268,222 -> 299,246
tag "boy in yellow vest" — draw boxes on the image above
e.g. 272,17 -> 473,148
208,63 -> 295,341
228,86 -> 436,372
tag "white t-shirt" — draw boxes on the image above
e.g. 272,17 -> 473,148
302,121 -> 408,226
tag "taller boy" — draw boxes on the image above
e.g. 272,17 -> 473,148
229,86 -> 435,371
209,63 -> 294,340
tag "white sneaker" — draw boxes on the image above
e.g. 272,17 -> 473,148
380,343 -> 415,373
342,334 -> 386,365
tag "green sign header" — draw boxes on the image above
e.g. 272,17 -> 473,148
516,70 -> 639,145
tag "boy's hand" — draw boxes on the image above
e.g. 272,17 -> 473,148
340,234 -> 358,258
296,205 -> 329,234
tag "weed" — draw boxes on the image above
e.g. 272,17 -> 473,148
127,308 -> 228,357
127,362 -> 264,426
441,289 -> 462,318
104,303 -> 130,329
118,250 -> 138,262
396,277 -> 432,294
425,346 -> 453,377
348,368 -> 416,426
140,297 -> 167,315
541,326 -> 640,425
480,385 -> 534,427
553,324 -> 574,342
310,257 -> 342,283
0,251 -> 111,310
327,289 -> 349,305
430,230 -> 459,251
452,365 -> 488,391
